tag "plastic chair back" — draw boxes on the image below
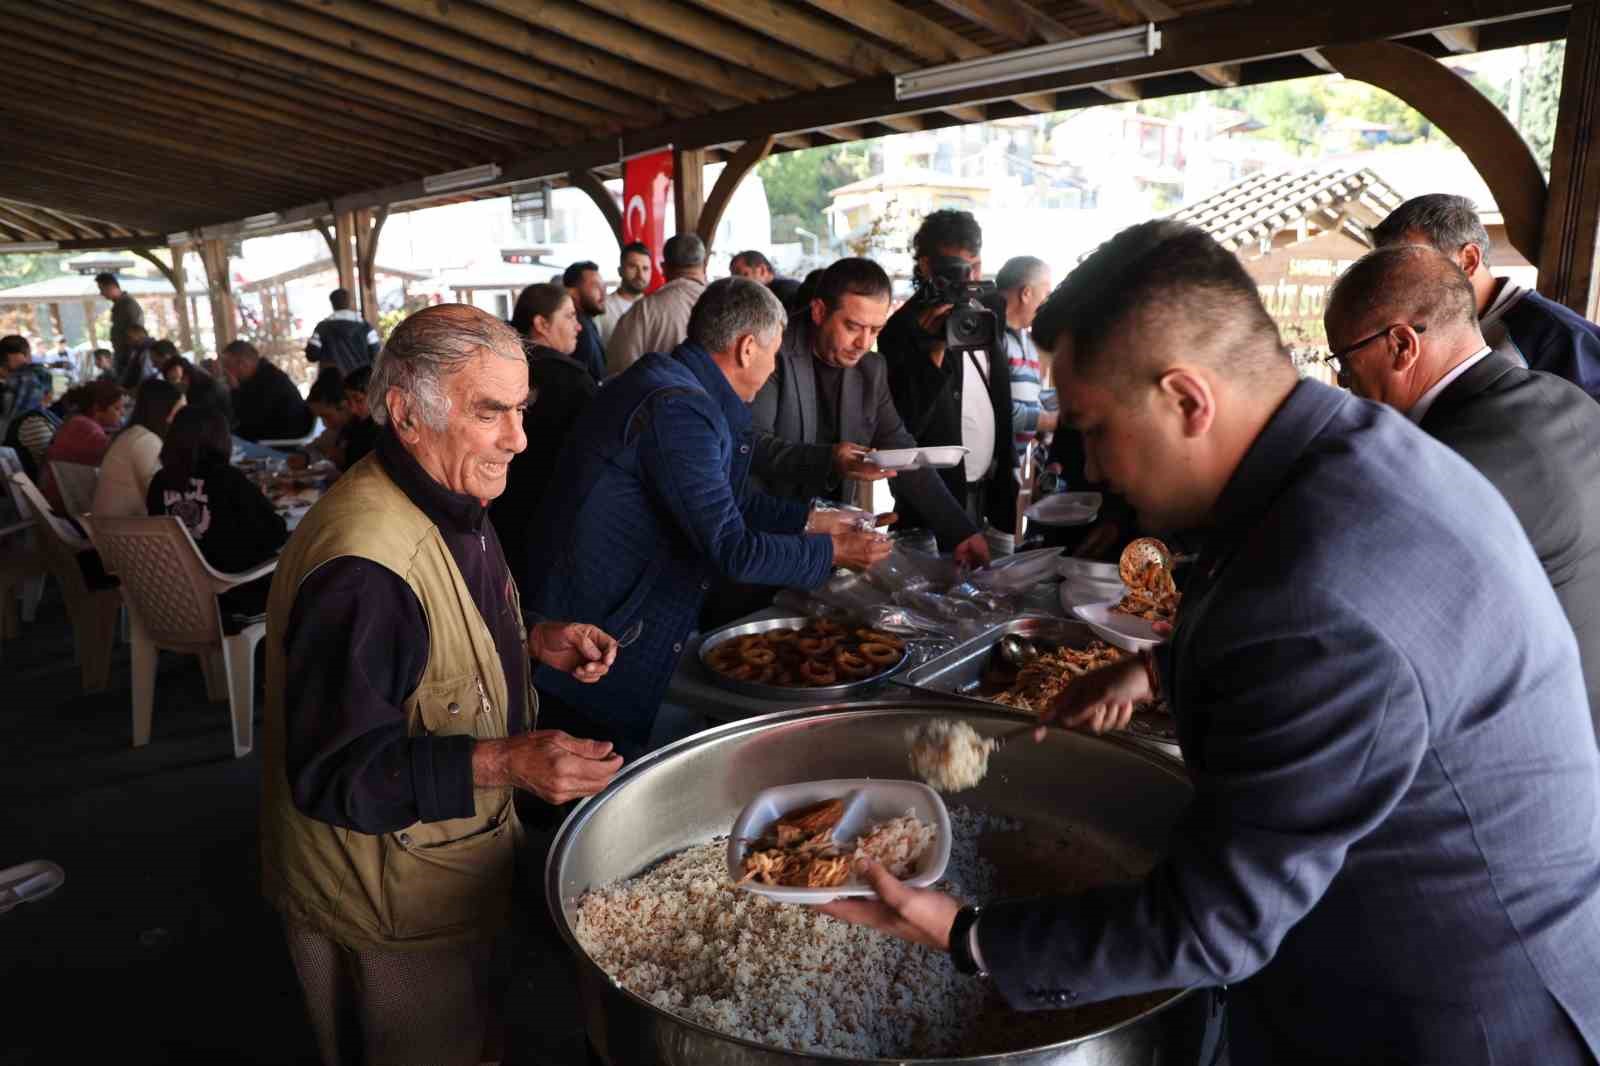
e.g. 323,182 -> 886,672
8,472 -> 89,553
0,447 -> 33,525
51,461 -> 98,518
83,515 -> 223,649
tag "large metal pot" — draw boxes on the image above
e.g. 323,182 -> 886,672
546,702 -> 1211,1065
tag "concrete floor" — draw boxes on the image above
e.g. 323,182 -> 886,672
0,585 -> 589,1066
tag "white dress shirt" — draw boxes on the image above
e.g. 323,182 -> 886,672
960,349 -> 996,483
1408,345 -> 1493,424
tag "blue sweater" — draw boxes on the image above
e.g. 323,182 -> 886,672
1498,288 -> 1600,401
525,342 -> 834,746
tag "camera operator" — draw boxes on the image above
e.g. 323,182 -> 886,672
880,210 -> 1019,542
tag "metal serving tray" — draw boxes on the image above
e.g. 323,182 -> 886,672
892,615 -> 1179,750
697,614 -> 912,702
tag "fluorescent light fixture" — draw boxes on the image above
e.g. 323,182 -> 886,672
241,212 -> 283,229
895,23 -> 1160,100
167,231 -> 192,244
422,163 -> 503,194
0,241 -> 59,252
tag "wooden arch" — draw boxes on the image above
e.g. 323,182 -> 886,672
1319,41 -> 1547,262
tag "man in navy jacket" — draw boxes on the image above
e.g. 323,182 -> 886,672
824,222 -> 1600,1066
525,278 -> 892,752
1376,193 -> 1600,401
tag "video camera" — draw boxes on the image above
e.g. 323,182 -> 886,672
912,255 -> 1000,355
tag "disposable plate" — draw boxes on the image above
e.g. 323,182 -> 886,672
1025,492 -> 1102,527
1070,601 -> 1166,653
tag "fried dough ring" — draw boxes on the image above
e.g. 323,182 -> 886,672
742,647 -> 777,667
765,627 -> 798,644
833,649 -> 873,680
796,635 -> 837,656
734,634 -> 768,653
855,629 -> 905,650
707,643 -> 743,671
813,619 -> 846,636
858,641 -> 900,666
729,663 -> 760,681
800,659 -> 838,686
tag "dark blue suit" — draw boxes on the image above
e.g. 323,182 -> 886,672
977,381 -> 1600,1065
525,343 -> 833,749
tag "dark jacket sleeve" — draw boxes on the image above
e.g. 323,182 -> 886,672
740,485 -> 812,534
869,362 -> 979,548
881,304 -> 953,444
637,392 -> 834,587
751,430 -> 835,497
280,557 -> 476,834
221,466 -> 289,565
977,605 -> 1428,1006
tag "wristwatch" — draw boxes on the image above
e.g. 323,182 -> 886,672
948,904 -> 988,977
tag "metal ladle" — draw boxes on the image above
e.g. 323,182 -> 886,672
997,634 -> 1040,667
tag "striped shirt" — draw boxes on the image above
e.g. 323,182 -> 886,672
1003,326 -> 1042,460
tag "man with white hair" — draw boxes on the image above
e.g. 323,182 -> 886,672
261,304 -> 626,1066
528,278 -> 893,752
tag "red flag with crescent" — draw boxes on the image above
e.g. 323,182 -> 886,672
622,149 -> 673,294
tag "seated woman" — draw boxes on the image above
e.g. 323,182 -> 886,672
162,353 -> 233,427
2,365 -> 60,483
147,406 -> 288,620
40,379 -> 126,512
93,379 -> 184,518
489,282 -> 597,593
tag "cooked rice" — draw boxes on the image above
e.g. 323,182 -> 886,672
573,808 -> 1009,1058
907,719 -> 995,793
853,812 -> 937,877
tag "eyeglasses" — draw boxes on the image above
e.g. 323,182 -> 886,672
1320,323 -> 1427,376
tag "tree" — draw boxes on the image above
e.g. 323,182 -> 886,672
757,143 -> 872,247
1521,41 -> 1565,177
0,253 -> 69,289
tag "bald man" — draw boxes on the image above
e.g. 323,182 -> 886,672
1326,243 -> 1600,735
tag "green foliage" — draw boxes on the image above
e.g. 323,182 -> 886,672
1521,42 -> 1565,177
0,253 -> 69,289
757,144 -> 873,249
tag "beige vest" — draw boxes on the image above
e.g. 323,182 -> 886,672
260,454 -> 531,950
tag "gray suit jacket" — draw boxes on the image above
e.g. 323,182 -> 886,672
750,316 -> 978,548
977,382 -> 1600,1066
1420,350 -> 1600,735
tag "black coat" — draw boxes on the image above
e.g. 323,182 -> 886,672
879,298 -> 1019,533
232,359 -> 312,443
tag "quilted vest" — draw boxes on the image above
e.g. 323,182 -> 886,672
259,453 -> 529,950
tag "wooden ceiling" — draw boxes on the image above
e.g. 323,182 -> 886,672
0,0 -> 1573,247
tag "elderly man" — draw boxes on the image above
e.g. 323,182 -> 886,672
823,221 -> 1600,1065
994,255 -> 1055,459
528,278 -> 892,753
262,305 -> 625,1066
222,339 -> 314,442
605,232 -> 707,376
1325,243 -> 1600,735
751,257 -> 988,565
1375,193 -> 1600,400
597,240 -> 652,349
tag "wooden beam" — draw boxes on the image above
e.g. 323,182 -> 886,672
133,248 -> 193,352
0,202 -> 74,241
333,213 -> 358,298
924,0 -> 1073,45
671,0 -> 914,77
881,115 -> 929,134
316,220 -> 339,264
1433,25 -> 1482,53
674,148 -> 707,238
945,105 -> 989,124
697,137 -> 776,249
1540,3 -> 1600,316
799,0 -> 986,64
1321,41 -> 1546,261
1098,81 -> 1144,102
356,207 -> 388,329
0,208 -> 41,242
199,239 -> 236,354
1301,49 -> 1338,72
567,171 -> 624,251
575,0 -> 848,89
1195,63 -> 1243,87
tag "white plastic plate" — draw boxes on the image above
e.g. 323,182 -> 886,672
915,446 -> 969,469
1070,601 -> 1166,653
1057,555 -> 1121,582
969,547 -> 1064,592
727,778 -> 951,904
0,860 -> 64,915
1059,576 -> 1128,611
1025,492 -> 1102,527
864,446 -> 969,471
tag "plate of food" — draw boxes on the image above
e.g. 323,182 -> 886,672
1069,601 -> 1165,652
864,445 -> 969,471
1024,492 -> 1102,527
727,778 -> 951,904
699,615 -> 911,699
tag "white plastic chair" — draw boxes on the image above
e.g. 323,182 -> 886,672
50,461 -> 98,518
8,472 -> 121,691
81,515 -> 275,759
0,447 -> 47,623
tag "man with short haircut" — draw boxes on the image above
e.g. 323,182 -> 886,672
1325,243 -> 1600,733
994,256 -> 1056,460
528,278 -> 893,753
221,340 -> 314,443
605,233 -> 708,376
263,304 -> 624,1066
597,241 -> 652,349
1375,193 -> 1600,400
879,210 -> 1018,538
96,272 -> 144,380
732,248 -> 800,306
306,288 -> 381,375
822,221 -> 1600,1066
339,365 -> 379,470
561,261 -> 607,384
751,257 -> 989,565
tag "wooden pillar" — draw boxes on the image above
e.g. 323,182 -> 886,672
673,147 -> 706,238
133,246 -> 194,352
697,136 -> 777,250
82,299 -> 98,346
199,238 -> 236,355
333,211 -> 358,298
355,207 -> 388,329
48,303 -> 64,344
1539,2 -> 1600,317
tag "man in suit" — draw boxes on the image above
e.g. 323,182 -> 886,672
751,257 -> 990,566
1375,193 -> 1600,401
823,221 -> 1600,1066
1324,243 -> 1600,737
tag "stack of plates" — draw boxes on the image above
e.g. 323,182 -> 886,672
1058,555 -> 1125,607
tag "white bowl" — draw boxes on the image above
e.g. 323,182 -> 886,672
727,778 -> 951,905
1025,492 -> 1102,527
1069,601 -> 1166,653
864,448 -> 922,470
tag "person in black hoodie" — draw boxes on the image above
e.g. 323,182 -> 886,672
147,406 -> 288,619
491,282 -> 597,594
162,353 -> 235,428
221,340 -> 313,442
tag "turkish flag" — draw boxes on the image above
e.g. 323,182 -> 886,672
622,149 -> 674,294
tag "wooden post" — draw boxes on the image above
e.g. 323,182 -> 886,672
199,238 -> 236,355
1539,2 -> 1600,317
132,246 -> 194,352
697,136 -> 777,250
48,303 -> 64,345
333,211 -> 358,298
673,147 -> 706,237
82,299 -> 98,346
355,206 -> 388,329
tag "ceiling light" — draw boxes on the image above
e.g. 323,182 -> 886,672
241,212 -> 283,229
895,24 -> 1160,100
167,231 -> 192,244
422,163 -> 504,194
0,241 -> 59,252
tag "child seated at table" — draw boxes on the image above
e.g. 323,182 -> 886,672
147,406 -> 288,621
